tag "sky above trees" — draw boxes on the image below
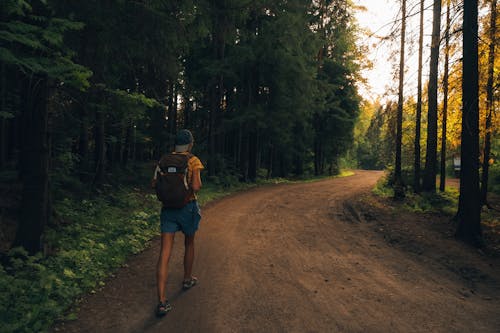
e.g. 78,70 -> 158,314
354,0 -> 434,101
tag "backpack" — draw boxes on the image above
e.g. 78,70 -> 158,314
155,152 -> 193,208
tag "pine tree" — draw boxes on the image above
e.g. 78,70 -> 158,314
456,0 -> 482,247
440,0 -> 451,192
394,0 -> 407,199
480,0 -> 497,206
422,0 -> 442,192
1,0 -> 90,253
414,0 -> 425,193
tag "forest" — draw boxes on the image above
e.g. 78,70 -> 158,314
1,0 -> 361,254
0,0 -> 499,332
353,0 -> 498,246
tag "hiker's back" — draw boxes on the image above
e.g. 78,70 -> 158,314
155,152 -> 193,208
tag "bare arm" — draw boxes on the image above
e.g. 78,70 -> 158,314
151,165 -> 160,189
191,168 -> 202,192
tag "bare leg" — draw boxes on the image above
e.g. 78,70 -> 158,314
183,234 -> 195,280
157,233 -> 175,303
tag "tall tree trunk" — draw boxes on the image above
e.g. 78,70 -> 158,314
208,84 -> 217,176
480,0 -> 497,206
267,144 -> 274,179
456,0 -> 482,246
132,123 -> 137,162
235,127 -> 241,168
0,63 -> 7,169
77,99 -> 89,179
152,104 -> 165,160
207,7 -> 227,177
94,104 -> 106,187
279,153 -> 286,178
314,114 -> 321,176
13,75 -> 50,254
314,136 -> 320,176
239,129 -> 249,181
422,0 -> 442,192
184,96 -> 191,129
123,122 -> 133,166
440,0 -> 451,192
394,0 -> 406,199
248,130 -> 257,182
167,83 -> 176,152
114,121 -> 126,166
173,84 -> 178,132
414,0 -> 425,193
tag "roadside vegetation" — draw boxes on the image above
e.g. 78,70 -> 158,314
0,165 -> 353,333
372,172 -> 500,252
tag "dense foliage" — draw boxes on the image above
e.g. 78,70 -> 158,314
0,0 -> 362,330
0,0 -> 362,252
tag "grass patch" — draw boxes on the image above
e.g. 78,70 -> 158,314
0,188 -> 160,333
402,189 -> 458,215
372,172 -> 458,216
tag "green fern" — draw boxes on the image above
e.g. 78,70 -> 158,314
0,0 -> 91,89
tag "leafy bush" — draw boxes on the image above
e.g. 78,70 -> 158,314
384,166 -> 414,189
372,170 -> 458,215
402,189 -> 458,215
372,173 -> 394,198
489,161 -> 500,195
0,189 -> 159,333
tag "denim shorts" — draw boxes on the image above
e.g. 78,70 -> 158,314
160,201 -> 201,235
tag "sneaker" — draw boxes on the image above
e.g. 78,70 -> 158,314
156,300 -> 172,317
182,276 -> 198,290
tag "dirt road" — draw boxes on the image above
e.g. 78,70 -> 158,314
54,170 -> 500,333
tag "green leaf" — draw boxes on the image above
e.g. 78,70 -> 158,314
0,111 -> 15,119
66,312 -> 78,321
63,268 -> 76,279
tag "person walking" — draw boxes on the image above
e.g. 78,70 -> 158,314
151,129 -> 204,317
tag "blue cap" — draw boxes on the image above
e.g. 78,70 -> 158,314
175,129 -> 194,145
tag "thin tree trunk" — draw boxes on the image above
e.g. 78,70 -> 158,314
153,104 -> 165,159
167,83 -> 176,152
208,84 -> 217,176
314,114 -> 322,176
319,141 -> 325,175
240,130 -> 249,181
115,121 -> 126,165
0,63 -> 7,169
123,121 -> 133,166
394,0 -> 406,199
480,0 -> 497,206
423,0 -> 442,192
440,0 -> 451,192
132,123 -> 137,162
314,134 -> 321,176
456,0 -> 482,246
78,99 -> 89,179
267,144 -> 274,179
248,131 -> 257,182
173,84 -> 178,132
279,153 -> 286,178
13,75 -> 50,254
207,7 -> 227,177
256,130 -> 261,172
236,127 -> 241,167
414,0 -> 425,193
94,103 -> 106,187
184,97 -> 191,129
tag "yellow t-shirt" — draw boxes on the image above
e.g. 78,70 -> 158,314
180,152 -> 204,201
154,152 -> 204,202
